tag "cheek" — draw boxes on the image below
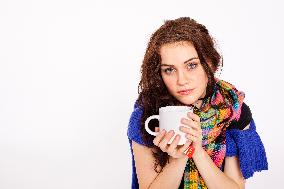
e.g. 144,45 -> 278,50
162,76 -> 175,90
198,70 -> 208,86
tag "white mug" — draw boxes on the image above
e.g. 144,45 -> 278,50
145,106 -> 193,145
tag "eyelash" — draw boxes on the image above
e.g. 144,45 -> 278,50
162,63 -> 198,74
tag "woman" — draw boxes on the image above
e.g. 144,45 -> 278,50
127,17 -> 268,189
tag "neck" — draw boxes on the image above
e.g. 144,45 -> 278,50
193,92 -> 208,109
193,99 -> 203,109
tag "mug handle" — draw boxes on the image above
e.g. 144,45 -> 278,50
145,115 -> 160,136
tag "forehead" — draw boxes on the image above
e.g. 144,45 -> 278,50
159,41 -> 198,63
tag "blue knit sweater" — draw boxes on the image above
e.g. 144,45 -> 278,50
127,101 -> 268,189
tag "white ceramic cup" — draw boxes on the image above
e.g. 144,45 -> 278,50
145,106 -> 193,145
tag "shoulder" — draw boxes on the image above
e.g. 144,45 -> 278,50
127,100 -> 147,145
227,102 -> 252,130
225,103 -> 269,178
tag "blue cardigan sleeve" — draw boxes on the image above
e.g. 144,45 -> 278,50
226,118 -> 268,179
127,100 -> 147,146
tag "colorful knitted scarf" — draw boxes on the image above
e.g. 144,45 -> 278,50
183,78 -> 245,189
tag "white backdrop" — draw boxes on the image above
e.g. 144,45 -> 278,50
0,0 -> 283,188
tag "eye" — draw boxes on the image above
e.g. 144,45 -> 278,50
162,67 -> 175,74
187,63 -> 197,70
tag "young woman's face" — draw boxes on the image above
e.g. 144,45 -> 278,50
160,41 -> 208,106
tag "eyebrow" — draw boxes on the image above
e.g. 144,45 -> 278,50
160,57 -> 199,67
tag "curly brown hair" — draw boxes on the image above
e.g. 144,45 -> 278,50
136,17 -> 223,173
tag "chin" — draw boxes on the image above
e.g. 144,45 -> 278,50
176,97 -> 197,106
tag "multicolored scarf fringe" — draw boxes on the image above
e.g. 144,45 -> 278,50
183,78 -> 245,189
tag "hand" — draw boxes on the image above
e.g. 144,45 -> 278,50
179,112 -> 203,153
153,127 -> 192,159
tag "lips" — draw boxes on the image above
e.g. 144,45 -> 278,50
178,89 -> 193,95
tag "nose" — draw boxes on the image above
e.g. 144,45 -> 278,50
177,70 -> 189,86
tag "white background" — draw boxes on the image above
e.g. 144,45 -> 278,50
0,0 -> 283,188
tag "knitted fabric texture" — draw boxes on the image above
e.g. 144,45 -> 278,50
127,93 -> 268,189
183,79 -> 245,188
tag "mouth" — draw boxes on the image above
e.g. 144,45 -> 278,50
178,89 -> 193,95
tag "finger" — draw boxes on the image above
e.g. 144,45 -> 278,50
153,129 -> 166,146
181,118 -> 201,132
181,118 -> 200,130
179,125 -> 202,137
186,134 -> 201,143
179,125 -> 192,134
155,127 -> 160,132
167,134 -> 180,155
188,120 -> 201,131
159,130 -> 175,152
182,128 -> 200,138
188,123 -> 202,132
180,117 -> 193,126
187,112 -> 200,122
